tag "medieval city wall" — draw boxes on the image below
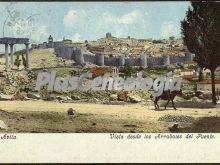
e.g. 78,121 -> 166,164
84,54 -> 96,64
54,44 -> 193,67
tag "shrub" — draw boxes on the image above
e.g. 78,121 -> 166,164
14,55 -> 21,68
39,85 -> 50,100
22,54 -> 27,67
119,66 -> 137,77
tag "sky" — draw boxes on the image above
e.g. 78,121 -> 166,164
0,2 -> 191,52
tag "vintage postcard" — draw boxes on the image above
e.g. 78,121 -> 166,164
0,1 -> 220,163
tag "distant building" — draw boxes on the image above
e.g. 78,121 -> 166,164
53,41 -> 63,47
203,69 -> 211,77
31,35 -> 55,49
63,38 -> 72,44
197,79 -> 220,91
48,35 -> 54,48
86,45 -> 105,53
138,39 -> 148,43
182,60 -> 197,68
31,44 -> 38,49
48,35 -> 53,43
180,69 -> 198,80
37,42 -> 48,49
106,32 -> 112,38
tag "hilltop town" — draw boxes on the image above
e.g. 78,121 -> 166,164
31,33 -> 185,57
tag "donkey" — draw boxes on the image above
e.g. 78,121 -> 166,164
151,89 -> 182,110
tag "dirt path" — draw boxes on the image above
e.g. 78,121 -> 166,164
1,100 -> 219,120
0,101 -> 220,133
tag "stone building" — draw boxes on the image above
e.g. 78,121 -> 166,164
31,35 -> 55,49
106,32 -> 112,38
48,35 -> 54,48
197,79 -> 220,91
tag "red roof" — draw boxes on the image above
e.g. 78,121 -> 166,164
183,61 -> 197,64
90,67 -> 112,77
181,75 -> 193,79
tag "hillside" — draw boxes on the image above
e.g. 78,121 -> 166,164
0,48 -> 74,70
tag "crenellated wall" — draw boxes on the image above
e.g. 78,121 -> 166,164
54,44 -> 194,67
104,56 -> 119,66
147,57 -> 164,67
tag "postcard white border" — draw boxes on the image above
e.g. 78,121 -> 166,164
0,133 -> 220,163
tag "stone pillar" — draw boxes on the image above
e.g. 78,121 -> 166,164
118,55 -> 125,66
5,43 -> 9,69
96,53 -> 104,66
140,54 -> 147,67
25,43 -> 30,69
10,44 -> 14,68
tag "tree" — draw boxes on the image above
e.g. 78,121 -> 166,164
21,53 -> 26,68
169,36 -> 175,40
14,54 -> 21,68
181,2 -> 220,104
198,67 -> 203,81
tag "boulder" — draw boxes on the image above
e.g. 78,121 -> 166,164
0,71 -> 6,77
198,95 -> 204,99
195,90 -> 205,97
129,95 -> 141,103
110,94 -> 118,101
56,96 -> 67,101
24,96 -> 31,100
27,93 -> 41,99
169,123 -> 179,132
71,95 -> 81,100
117,92 -> 129,101
48,95 -> 56,101
0,120 -> 8,130
0,94 -> 12,100
174,96 -> 185,102
192,97 -> 201,102
66,96 -> 72,100
201,92 -> 212,100
12,92 -> 25,101
67,108 -> 77,117
92,98 -> 99,102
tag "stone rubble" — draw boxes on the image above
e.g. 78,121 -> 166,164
158,114 -> 195,123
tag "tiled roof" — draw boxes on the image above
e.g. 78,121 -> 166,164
181,75 -> 193,79
183,61 -> 197,64
198,79 -> 220,84
89,67 -> 112,77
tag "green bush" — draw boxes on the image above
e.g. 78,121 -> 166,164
22,54 -> 27,67
119,66 -> 137,77
39,85 -> 51,100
